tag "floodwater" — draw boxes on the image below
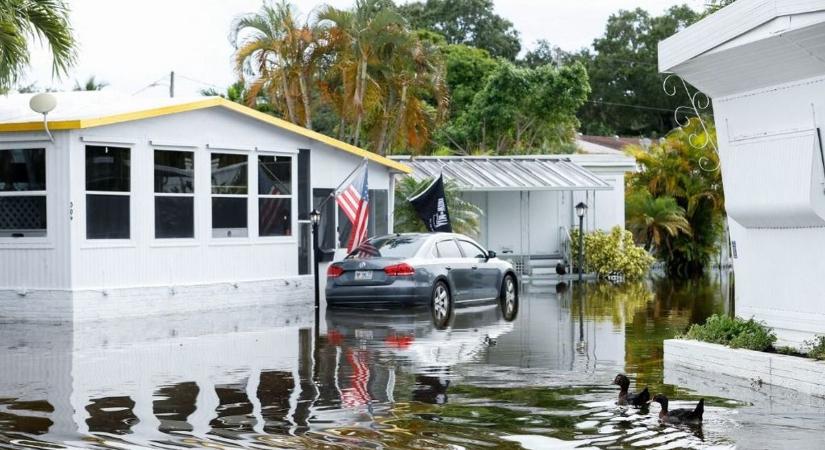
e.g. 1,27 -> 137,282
2,273 -> 825,449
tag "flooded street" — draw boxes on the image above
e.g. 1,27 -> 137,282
2,274 -> 825,449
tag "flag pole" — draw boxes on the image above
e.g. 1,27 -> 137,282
317,157 -> 368,211
407,172 -> 442,202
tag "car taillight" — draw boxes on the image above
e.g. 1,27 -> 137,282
327,265 -> 344,278
384,263 -> 415,276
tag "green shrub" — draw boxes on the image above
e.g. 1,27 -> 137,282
803,336 -> 825,360
679,314 -> 776,351
570,226 -> 654,281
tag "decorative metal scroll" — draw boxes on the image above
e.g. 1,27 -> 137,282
663,74 -> 719,172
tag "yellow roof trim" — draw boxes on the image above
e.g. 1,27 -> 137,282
0,97 -> 412,174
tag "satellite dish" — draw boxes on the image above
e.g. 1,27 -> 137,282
29,93 -> 58,115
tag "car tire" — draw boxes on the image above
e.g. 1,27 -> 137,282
500,273 -> 518,321
431,280 -> 452,329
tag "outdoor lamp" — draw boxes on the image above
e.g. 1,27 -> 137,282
575,202 -> 587,282
575,202 -> 588,219
310,209 -> 321,311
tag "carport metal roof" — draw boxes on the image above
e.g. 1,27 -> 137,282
390,156 -> 611,191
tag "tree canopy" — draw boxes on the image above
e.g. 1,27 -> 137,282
444,61 -> 589,154
0,0 -> 76,90
397,0 -> 520,61
222,0 -> 725,155
229,0 -> 448,155
442,44 -> 499,119
572,6 -> 699,137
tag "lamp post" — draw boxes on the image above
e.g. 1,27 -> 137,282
310,209 -> 321,311
575,202 -> 588,282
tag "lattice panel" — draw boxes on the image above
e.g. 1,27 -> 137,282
0,196 -> 46,229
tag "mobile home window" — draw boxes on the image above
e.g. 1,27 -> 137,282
154,150 -> 194,238
211,153 -> 248,238
0,148 -> 46,238
86,145 -> 130,239
258,155 -> 292,236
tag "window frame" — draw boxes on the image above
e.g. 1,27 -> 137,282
257,152 -> 294,239
0,145 -> 48,243
83,144 -> 133,244
209,150 -> 250,240
153,148 -> 196,241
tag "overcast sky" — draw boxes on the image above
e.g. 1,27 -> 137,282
24,0 -> 707,97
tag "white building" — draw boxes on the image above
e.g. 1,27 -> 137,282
391,153 -> 637,275
659,0 -> 825,346
0,92 -> 410,321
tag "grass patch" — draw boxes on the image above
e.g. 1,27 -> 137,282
678,314 -> 776,351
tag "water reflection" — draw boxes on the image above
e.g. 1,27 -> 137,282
2,273 -> 823,449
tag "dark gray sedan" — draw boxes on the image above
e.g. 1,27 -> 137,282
325,233 -> 519,325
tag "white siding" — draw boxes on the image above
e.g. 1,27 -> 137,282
1,106 -> 397,297
713,78 -> 825,346
457,158 -> 633,257
0,131 -> 72,290
68,110 -> 302,290
664,5 -> 825,345
486,192 -> 523,254
527,191 -> 561,254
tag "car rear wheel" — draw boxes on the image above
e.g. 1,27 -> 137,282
431,280 -> 452,328
500,274 -> 518,321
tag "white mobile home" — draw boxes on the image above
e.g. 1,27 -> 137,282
660,0 -> 825,345
391,154 -> 636,275
0,92 -> 410,321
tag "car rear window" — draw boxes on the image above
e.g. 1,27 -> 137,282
347,235 -> 424,259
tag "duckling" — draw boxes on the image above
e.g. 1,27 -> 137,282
650,394 -> 704,424
612,374 -> 650,407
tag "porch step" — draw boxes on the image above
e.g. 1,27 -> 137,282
532,266 -> 560,275
528,254 -> 565,276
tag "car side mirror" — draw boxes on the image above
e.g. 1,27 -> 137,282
487,250 -> 496,260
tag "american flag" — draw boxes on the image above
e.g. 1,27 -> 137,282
356,240 -> 380,258
336,165 -> 369,252
340,349 -> 372,408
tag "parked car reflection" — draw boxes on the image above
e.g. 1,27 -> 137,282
323,296 -> 518,407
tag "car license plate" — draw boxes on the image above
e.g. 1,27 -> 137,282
355,329 -> 373,339
355,270 -> 373,280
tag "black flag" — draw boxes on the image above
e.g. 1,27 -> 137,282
409,174 -> 452,232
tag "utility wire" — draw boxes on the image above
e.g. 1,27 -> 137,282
586,99 -> 715,117
131,74 -> 169,95
176,73 -> 222,90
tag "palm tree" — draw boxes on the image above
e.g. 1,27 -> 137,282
200,80 -> 276,115
373,31 -> 448,155
0,0 -> 76,90
394,176 -> 482,237
232,1 -> 323,129
73,75 -> 108,91
317,0 -> 407,146
626,187 -> 692,252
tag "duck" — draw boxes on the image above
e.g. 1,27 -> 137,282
650,394 -> 704,424
612,374 -> 650,407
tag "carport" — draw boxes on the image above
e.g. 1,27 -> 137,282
391,156 -> 613,275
